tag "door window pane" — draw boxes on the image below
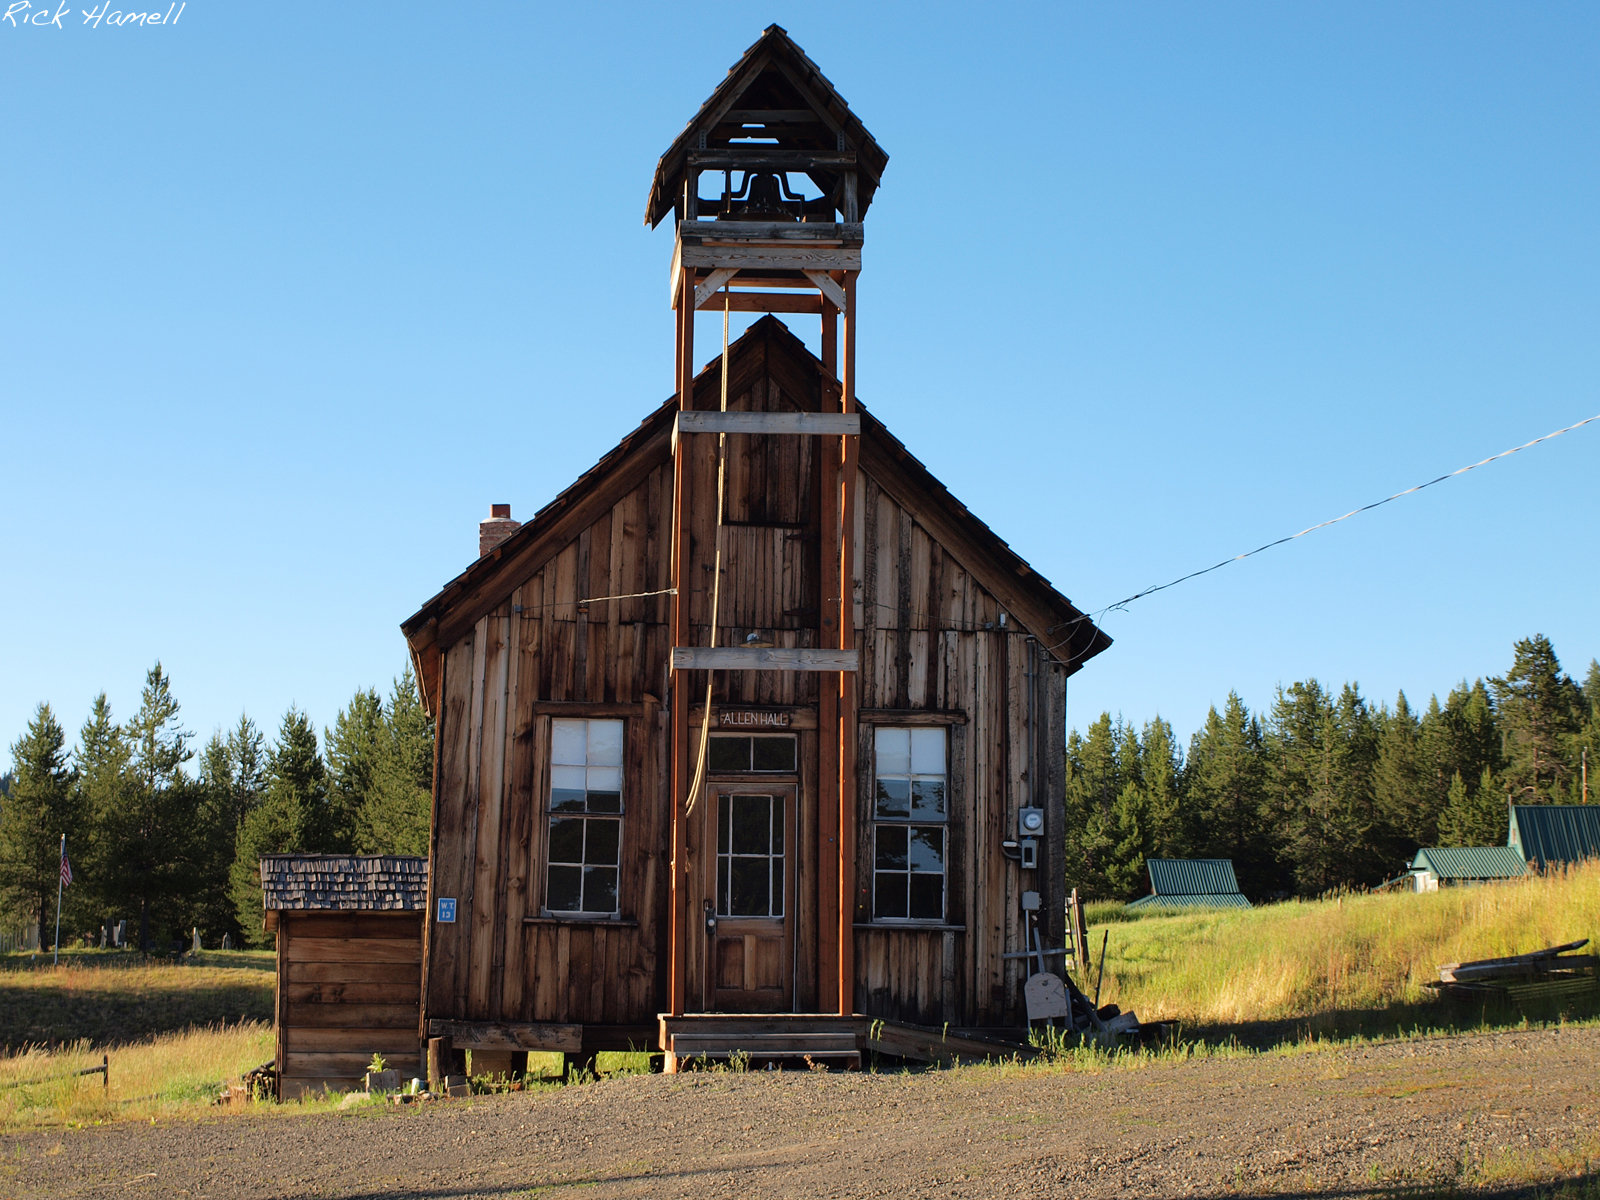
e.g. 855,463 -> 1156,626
716,792 -> 784,918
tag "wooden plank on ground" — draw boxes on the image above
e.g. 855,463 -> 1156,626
861,1019 -> 1034,1066
426,1019 -> 582,1052
670,646 -> 858,672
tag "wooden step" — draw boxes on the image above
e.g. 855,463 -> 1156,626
671,1033 -> 858,1057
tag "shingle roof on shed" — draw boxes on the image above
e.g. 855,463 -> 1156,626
259,855 -> 428,915
1146,858 -> 1243,897
1509,805 -> 1600,869
1411,846 -> 1526,880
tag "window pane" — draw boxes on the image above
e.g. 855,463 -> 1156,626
909,827 -> 945,873
587,766 -> 623,813
548,817 -> 584,864
908,873 -> 944,921
875,826 -> 907,871
718,858 -> 729,915
771,857 -> 784,917
546,864 -> 582,911
551,719 -> 587,767
771,796 -> 784,855
875,727 -> 911,775
587,720 -> 624,766
731,795 -> 770,855
911,779 -> 945,820
729,858 -> 769,916
911,727 -> 946,775
875,778 -> 910,820
582,866 -> 618,913
717,794 -> 731,854
550,766 -> 588,812
751,736 -> 796,772
875,872 -> 908,919
585,818 -> 620,866
709,737 -> 749,773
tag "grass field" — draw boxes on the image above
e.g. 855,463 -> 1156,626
1080,861 -> 1600,1042
0,949 -> 274,1050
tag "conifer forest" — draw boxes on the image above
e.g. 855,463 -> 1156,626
0,634 -> 1595,949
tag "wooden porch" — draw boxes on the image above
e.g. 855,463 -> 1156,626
657,1013 -> 1035,1073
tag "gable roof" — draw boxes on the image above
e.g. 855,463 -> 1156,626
401,317 -> 1110,713
1509,805 -> 1600,869
1145,858 -> 1244,896
1125,891 -> 1252,912
1411,846 -> 1526,880
259,855 -> 427,929
645,25 -> 890,228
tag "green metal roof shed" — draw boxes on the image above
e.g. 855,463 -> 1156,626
1410,846 -> 1526,888
1509,805 -> 1600,869
1125,858 -> 1251,913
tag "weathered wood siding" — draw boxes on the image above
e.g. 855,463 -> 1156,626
423,338 -> 1068,1033
276,912 -> 422,1099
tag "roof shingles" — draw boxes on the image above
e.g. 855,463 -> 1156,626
259,855 -> 428,913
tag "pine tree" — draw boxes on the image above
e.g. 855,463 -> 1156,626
193,715 -> 267,946
74,694 -> 132,937
355,669 -> 435,856
1436,766 -> 1509,846
325,689 -> 382,854
0,705 -> 79,946
230,709 -> 329,945
1493,635 -> 1585,803
1374,691 -> 1430,853
99,665 -> 205,952
1062,714 -> 1124,899
1267,680 -> 1375,895
1185,693 -> 1274,898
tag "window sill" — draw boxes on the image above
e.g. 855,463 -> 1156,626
853,922 -> 965,932
523,916 -> 639,928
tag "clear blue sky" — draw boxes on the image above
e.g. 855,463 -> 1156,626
3,3 -> 1597,761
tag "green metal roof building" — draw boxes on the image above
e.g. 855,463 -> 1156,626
1509,805 -> 1600,870
1124,858 -> 1252,913
1408,846 -> 1526,891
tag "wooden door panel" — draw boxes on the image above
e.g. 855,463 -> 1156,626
701,784 -> 796,1013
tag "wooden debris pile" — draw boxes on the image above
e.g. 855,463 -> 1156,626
1428,939 -> 1598,1004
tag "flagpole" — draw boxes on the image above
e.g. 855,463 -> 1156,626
54,833 -> 65,967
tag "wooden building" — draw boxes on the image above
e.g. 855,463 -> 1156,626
401,26 -> 1110,1067
260,855 -> 427,1097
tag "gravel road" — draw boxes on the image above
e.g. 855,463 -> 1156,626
5,1025 -> 1597,1199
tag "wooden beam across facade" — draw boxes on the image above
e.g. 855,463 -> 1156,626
669,646 -> 859,672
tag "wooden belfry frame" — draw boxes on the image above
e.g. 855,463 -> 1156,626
653,26 -> 888,1019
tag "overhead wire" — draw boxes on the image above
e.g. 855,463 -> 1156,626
1039,410 -> 1600,664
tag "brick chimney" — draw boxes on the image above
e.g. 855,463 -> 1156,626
479,503 -> 521,557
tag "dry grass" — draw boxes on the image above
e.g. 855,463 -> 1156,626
1087,861 -> 1600,1040
0,950 -> 274,1049
0,1022 -> 275,1129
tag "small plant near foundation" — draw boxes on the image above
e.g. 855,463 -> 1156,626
726,1049 -> 751,1073
367,1054 -> 386,1074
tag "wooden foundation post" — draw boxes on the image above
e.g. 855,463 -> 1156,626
426,1036 -> 452,1091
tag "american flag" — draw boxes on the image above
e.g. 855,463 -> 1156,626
60,849 -> 72,887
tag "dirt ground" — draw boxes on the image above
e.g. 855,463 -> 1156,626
5,1025 -> 1598,1200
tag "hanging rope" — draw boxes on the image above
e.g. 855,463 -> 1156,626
684,294 -> 732,817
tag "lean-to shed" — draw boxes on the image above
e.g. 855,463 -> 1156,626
1407,846 -> 1526,891
1509,805 -> 1600,871
1125,859 -> 1252,912
261,855 -> 428,1098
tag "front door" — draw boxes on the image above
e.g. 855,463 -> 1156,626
703,784 -> 794,1012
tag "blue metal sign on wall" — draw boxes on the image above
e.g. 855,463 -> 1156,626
437,897 -> 456,923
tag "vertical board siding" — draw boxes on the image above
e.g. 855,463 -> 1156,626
424,363 -> 1051,1033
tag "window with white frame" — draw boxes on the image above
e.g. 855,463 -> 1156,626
545,718 -> 624,915
872,727 -> 947,922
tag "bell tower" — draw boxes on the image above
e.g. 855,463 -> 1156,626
647,26 -> 888,1018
